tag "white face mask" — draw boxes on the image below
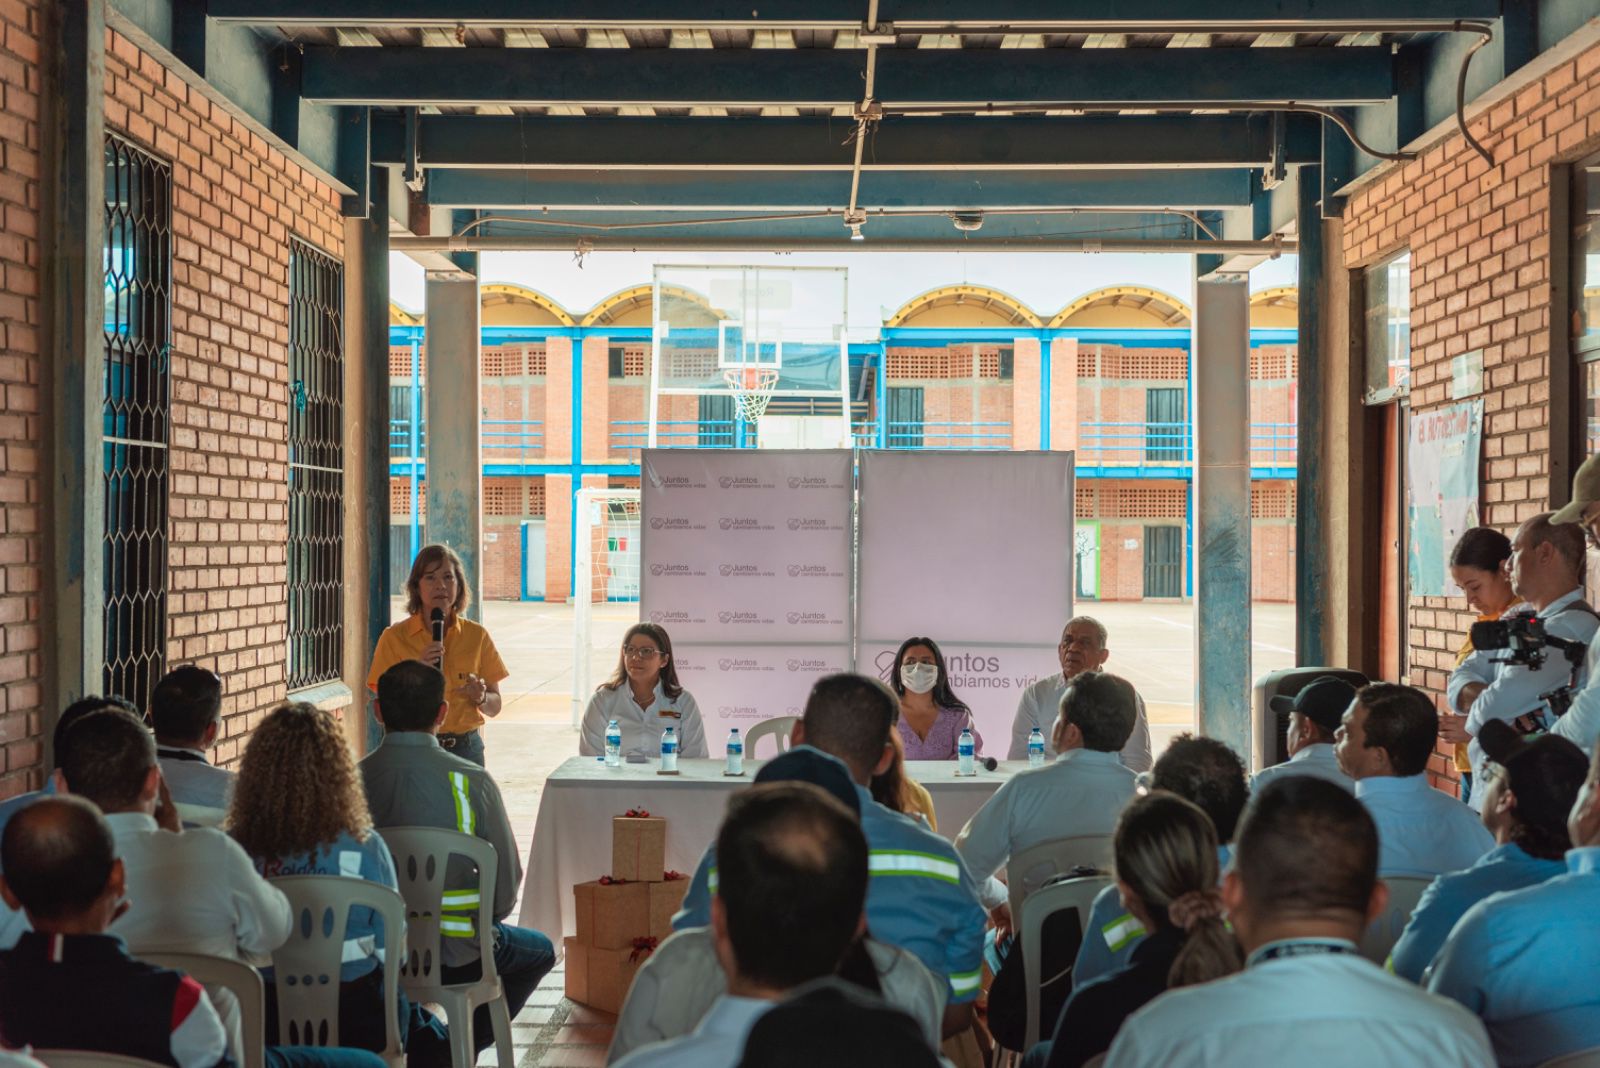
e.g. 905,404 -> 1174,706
901,662 -> 939,695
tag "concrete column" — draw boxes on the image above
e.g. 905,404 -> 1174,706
1296,167 -> 1328,665
543,336 -> 574,465
1049,338 -> 1080,453
1194,271 -> 1253,758
544,473 -> 572,603
424,268 -> 483,620
1011,336 -> 1042,450
580,335 -> 610,464
42,0 -> 107,751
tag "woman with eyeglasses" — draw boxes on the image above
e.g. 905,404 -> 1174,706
888,635 -> 981,761
580,622 -> 708,760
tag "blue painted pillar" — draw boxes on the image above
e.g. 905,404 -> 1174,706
408,336 -> 422,564
1296,167 -> 1328,665
424,265 -> 483,620
1040,333 -> 1052,451
875,341 -> 888,448
1193,271 -> 1253,758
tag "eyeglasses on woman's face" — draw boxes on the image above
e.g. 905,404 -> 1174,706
624,645 -> 662,661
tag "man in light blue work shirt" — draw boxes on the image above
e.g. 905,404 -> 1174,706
674,674 -> 987,1039
1390,720 -> 1583,981
1428,735 -> 1600,1067
1072,733 -> 1248,990
1336,683 -> 1493,877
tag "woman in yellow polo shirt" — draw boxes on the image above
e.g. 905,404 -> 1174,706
367,544 -> 508,767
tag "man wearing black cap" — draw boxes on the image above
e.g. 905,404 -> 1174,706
1389,720 -> 1585,982
1252,677 -> 1357,793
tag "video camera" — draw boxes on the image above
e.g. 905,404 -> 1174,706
1471,610 -> 1589,719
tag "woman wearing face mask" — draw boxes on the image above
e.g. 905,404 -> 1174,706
889,636 -> 982,761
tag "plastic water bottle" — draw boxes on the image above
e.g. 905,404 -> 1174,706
1028,727 -> 1046,768
605,719 -> 622,768
957,728 -> 976,776
660,726 -> 679,772
726,728 -> 744,775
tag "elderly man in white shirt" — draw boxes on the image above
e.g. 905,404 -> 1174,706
1006,616 -> 1153,772
149,665 -> 237,819
1251,676 -> 1357,793
613,782 -> 873,1068
1103,775 -> 1493,1068
1336,683 -> 1493,877
957,672 -> 1139,918
1438,514 -> 1598,811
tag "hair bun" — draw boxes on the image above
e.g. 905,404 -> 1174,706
1167,889 -> 1225,932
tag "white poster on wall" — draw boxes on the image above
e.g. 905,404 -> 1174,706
640,449 -> 854,733
857,451 -> 1076,749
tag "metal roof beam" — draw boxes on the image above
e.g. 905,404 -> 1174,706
301,45 -> 1395,108
212,0 -> 1496,27
422,167 -> 1256,209
369,112 -> 1325,170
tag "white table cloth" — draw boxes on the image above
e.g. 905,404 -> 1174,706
517,756 -> 1015,939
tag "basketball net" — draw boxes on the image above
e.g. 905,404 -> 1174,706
722,366 -> 781,423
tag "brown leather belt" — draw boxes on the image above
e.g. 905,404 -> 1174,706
437,730 -> 478,750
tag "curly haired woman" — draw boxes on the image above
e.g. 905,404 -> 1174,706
229,703 -> 449,1064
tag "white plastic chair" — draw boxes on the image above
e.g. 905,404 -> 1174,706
743,716 -> 798,759
174,801 -> 227,828
142,951 -> 266,1068
1359,875 -> 1433,964
1541,1047 -> 1600,1067
1006,835 -> 1114,918
33,1054 -> 167,1068
269,875 -> 407,1068
1019,874 -> 1113,1051
379,826 -> 515,1068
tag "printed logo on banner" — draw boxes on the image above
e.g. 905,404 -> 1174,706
718,475 -> 774,490
719,517 -> 774,532
658,475 -> 706,489
786,611 -> 841,626
717,705 -> 766,720
872,648 -> 1019,690
649,609 -> 701,625
717,610 -> 774,626
787,476 -> 842,490
719,564 -> 773,578
649,516 -> 704,531
716,657 -> 771,673
650,563 -> 706,577
786,564 -> 844,578
786,517 -> 845,532
785,658 -> 833,673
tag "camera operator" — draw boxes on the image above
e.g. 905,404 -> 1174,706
1438,513 -> 1597,812
1545,454 -> 1600,754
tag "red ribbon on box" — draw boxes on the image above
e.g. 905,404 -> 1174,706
629,936 -> 659,963
598,876 -> 628,886
624,808 -> 651,818
663,870 -> 685,881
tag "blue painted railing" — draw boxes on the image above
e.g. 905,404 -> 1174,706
1077,421 -> 1298,471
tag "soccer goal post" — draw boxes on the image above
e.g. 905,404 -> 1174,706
572,487 -> 642,729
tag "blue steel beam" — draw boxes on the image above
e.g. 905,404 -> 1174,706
210,0 -> 1497,25
370,113 -> 1326,171
300,46 -> 1395,108
425,170 -> 1255,210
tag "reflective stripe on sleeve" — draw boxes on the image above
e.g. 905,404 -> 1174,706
867,850 -> 962,885
441,916 -> 476,939
441,889 -> 481,910
708,868 -> 718,894
949,968 -> 982,996
450,772 -> 476,835
1103,913 -> 1147,951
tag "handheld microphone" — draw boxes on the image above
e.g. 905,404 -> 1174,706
429,608 -> 446,667
980,756 -> 998,772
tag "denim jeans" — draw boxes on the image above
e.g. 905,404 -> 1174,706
440,729 -> 485,767
439,922 -> 556,1049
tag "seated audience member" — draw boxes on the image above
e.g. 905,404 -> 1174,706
674,675 -> 987,1038
230,703 -> 449,1063
889,636 -> 982,760
1436,514 -> 1596,810
1426,735 -> 1600,1066
1008,617 -> 1152,771
364,661 -> 555,1046
1335,683 -> 1493,876
735,977 -> 942,1068
1389,720 -> 1584,982
870,728 -> 939,830
58,708 -> 292,963
0,695 -> 138,950
1437,527 -> 1517,805
957,672 -> 1139,916
613,782 -> 871,1067
1251,677 -> 1357,793
0,796 -> 233,1067
610,748 -> 945,1061
1028,792 -> 1242,1068
1074,734 -> 1250,989
150,665 -> 236,815
1103,777 -> 1494,1067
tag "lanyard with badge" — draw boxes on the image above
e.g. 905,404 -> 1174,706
1249,940 -> 1359,966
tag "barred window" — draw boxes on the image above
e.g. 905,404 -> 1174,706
286,240 -> 345,690
103,135 -> 172,711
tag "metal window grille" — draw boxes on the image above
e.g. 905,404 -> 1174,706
103,135 -> 172,711
286,239 -> 345,690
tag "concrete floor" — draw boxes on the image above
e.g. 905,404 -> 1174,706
445,597 -> 1297,1065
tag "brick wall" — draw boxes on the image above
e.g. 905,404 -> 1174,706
0,0 -> 41,796
107,29 -> 346,765
1339,40 -> 1600,790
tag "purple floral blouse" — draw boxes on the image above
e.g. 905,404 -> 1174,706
896,705 -> 983,761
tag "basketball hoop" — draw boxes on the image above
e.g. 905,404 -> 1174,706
722,366 -> 781,423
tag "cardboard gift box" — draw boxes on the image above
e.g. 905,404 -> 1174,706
612,815 -> 667,883
573,879 -> 651,950
563,938 -> 654,1015
648,876 -> 690,939
562,936 -> 589,1004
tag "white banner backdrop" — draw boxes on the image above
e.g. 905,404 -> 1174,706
640,449 -> 854,733
857,451 -> 1076,749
